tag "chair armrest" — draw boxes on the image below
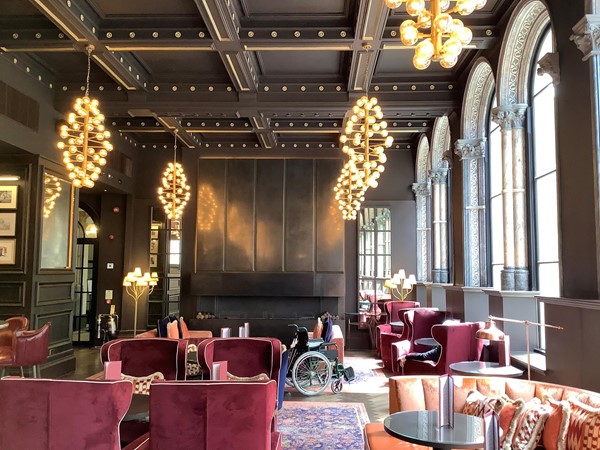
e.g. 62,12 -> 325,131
122,433 -> 150,450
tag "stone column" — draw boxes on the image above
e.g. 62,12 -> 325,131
455,138 -> 487,287
428,168 -> 449,283
412,182 -> 431,282
572,15 -> 600,293
492,104 -> 529,290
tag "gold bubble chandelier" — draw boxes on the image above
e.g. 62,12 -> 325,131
57,45 -> 112,188
335,95 -> 393,220
43,174 -> 62,218
158,130 -> 191,220
385,0 -> 486,70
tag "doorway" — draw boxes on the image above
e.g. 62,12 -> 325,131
73,208 -> 99,346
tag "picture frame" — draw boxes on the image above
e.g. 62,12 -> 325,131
150,239 -> 159,254
0,186 -> 17,209
0,239 -> 16,264
0,212 -> 16,236
151,229 -> 159,239
150,254 -> 158,268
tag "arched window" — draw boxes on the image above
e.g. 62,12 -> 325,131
488,96 -> 503,289
530,28 -> 559,297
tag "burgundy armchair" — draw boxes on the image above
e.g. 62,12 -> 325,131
0,316 -> 29,348
390,309 -> 446,373
0,322 -> 51,378
100,337 -> 188,380
402,321 -> 485,376
123,379 -> 281,450
375,301 -> 419,357
0,377 -> 132,450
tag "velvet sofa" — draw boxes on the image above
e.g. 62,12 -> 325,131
123,379 -> 281,450
0,377 -> 132,450
365,375 -> 600,450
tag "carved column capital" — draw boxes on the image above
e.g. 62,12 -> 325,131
412,182 -> 431,197
454,138 -> 487,160
537,52 -> 560,86
571,15 -> 600,61
428,168 -> 448,185
491,104 -> 528,130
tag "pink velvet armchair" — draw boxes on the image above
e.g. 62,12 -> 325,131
123,379 -> 281,450
390,309 -> 446,373
0,378 -> 133,450
402,321 -> 485,376
0,316 -> 29,348
374,301 -> 419,357
100,337 -> 188,380
0,322 -> 51,378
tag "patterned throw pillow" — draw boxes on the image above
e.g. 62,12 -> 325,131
226,372 -> 269,381
566,397 -> 600,450
499,396 -> 525,449
462,390 -> 505,418
543,397 -> 571,450
511,398 -> 550,450
121,371 -> 165,395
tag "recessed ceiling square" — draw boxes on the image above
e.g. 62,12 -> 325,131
259,51 -> 344,76
92,0 -> 199,16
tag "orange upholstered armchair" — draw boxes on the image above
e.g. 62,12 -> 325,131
0,322 -> 51,378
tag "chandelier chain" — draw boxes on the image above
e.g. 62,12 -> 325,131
85,45 -> 93,98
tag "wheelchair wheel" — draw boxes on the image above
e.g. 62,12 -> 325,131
331,378 -> 343,394
292,351 -> 332,396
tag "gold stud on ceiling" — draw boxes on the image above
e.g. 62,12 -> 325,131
319,86 -> 324,91
208,86 -> 214,91
190,86 -> 196,91
248,31 -> 254,37
12,33 -> 18,39
35,33 -> 41,39
393,85 -> 398,91
152,32 -> 159,38
129,32 -> 135,38
263,86 -> 269,91
318,31 -> 325,37
301,86 -> 306,91
175,32 -> 181,38
411,85 -> 417,91
294,31 -> 301,38
271,31 -> 277,38
340,31 -> 347,37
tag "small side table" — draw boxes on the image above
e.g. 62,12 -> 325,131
449,361 -> 524,378
389,321 -> 404,334
414,337 -> 439,347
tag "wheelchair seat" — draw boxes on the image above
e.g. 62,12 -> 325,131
308,338 -> 324,350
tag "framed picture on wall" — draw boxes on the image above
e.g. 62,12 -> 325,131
150,254 -> 158,268
0,239 -> 16,264
0,186 -> 17,209
151,229 -> 159,239
0,213 -> 16,236
150,239 -> 159,253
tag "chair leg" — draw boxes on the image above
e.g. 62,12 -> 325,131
20,366 -> 24,377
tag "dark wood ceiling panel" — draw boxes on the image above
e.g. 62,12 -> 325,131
259,51 -> 345,77
136,51 -> 229,80
90,0 -> 200,17
242,0 -> 348,16
32,52 -> 115,83
2,2 -> 45,16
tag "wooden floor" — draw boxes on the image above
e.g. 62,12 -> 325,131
70,347 -> 391,423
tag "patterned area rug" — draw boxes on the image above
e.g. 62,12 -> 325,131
279,401 -> 369,450
341,356 -> 388,394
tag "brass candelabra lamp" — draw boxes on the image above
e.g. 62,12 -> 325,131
123,268 -> 158,336
384,269 -> 417,301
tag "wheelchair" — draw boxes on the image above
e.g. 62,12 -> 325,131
286,324 -> 355,396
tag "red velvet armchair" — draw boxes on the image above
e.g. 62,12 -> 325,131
0,378 -> 133,450
390,309 -> 446,373
402,321 -> 485,376
0,322 -> 51,378
0,316 -> 29,348
374,301 -> 419,357
100,337 -> 188,380
123,379 -> 281,450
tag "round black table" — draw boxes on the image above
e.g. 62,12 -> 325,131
384,410 -> 484,450
123,394 -> 150,422
449,361 -> 524,378
414,337 -> 439,347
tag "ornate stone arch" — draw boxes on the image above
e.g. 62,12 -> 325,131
416,134 -> 430,183
430,116 -> 450,170
496,0 -> 550,106
461,58 -> 495,139
413,134 -> 432,282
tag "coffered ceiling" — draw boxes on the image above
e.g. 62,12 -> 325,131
0,0 -> 514,154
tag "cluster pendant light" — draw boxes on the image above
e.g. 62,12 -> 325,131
335,95 -> 393,220
158,131 -> 191,220
57,45 -> 112,188
385,0 -> 486,70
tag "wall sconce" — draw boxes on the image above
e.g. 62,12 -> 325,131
122,268 -> 158,336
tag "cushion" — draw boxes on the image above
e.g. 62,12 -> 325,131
511,398 -> 549,450
227,372 -> 269,381
543,398 -> 570,450
167,320 -> 179,339
566,397 -> 600,450
499,396 -> 525,448
462,390 -> 505,418
179,317 -> 191,339
121,371 -> 165,395
322,316 -> 333,343
312,320 -> 323,339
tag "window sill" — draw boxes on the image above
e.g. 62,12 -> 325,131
510,351 -> 547,374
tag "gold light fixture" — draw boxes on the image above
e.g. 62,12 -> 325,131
43,174 -> 62,218
57,45 -> 112,188
385,0 -> 485,70
335,95 -> 393,220
123,268 -> 159,336
158,130 -> 191,220
384,269 -> 417,301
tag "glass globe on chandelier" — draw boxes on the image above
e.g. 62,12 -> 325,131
334,162 -> 368,221
57,45 -> 113,188
157,130 -> 191,220
385,0 -> 486,70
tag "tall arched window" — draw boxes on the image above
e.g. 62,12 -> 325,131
488,96 -> 503,289
531,28 -> 559,297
